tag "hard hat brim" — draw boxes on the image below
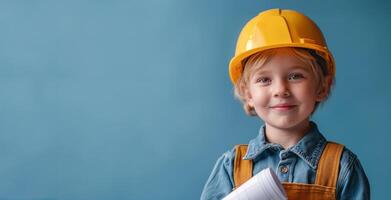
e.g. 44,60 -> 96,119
229,43 -> 335,84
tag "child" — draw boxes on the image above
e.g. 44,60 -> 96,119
201,8 -> 370,200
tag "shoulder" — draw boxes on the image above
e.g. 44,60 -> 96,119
340,146 -> 357,164
207,144 -> 249,183
338,145 -> 360,180
218,145 -> 238,171
222,144 -> 251,167
324,142 -> 358,170
204,146 -> 238,184
200,146 -> 239,200
336,145 -> 370,199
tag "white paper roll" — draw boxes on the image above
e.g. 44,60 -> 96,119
223,168 -> 287,200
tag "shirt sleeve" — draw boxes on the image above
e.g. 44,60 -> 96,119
200,149 -> 235,200
337,148 -> 371,200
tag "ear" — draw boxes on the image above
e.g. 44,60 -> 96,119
316,76 -> 332,102
244,86 -> 254,107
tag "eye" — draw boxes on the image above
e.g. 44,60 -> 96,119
255,77 -> 271,85
288,73 -> 304,81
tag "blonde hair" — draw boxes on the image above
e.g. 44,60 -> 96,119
233,47 -> 334,116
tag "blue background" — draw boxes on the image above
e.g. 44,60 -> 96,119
0,0 -> 389,199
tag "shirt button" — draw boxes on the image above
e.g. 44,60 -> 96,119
280,166 -> 289,174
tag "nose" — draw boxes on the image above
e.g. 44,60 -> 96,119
272,79 -> 290,98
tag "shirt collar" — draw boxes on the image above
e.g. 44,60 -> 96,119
243,121 -> 327,169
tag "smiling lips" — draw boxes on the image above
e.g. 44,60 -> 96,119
270,104 -> 297,111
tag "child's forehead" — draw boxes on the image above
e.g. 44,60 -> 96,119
249,48 -> 312,73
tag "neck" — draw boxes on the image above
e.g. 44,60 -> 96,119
264,120 -> 311,149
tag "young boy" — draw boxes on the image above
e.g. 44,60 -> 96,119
201,9 -> 370,200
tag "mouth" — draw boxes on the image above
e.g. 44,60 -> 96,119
270,104 -> 297,111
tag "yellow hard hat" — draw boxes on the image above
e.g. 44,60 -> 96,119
229,8 -> 335,84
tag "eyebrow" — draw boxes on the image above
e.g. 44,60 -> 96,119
253,65 -> 311,75
289,65 -> 311,72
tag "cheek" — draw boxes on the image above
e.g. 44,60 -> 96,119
294,85 -> 318,102
250,88 -> 269,106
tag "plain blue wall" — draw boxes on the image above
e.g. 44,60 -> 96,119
0,0 -> 389,199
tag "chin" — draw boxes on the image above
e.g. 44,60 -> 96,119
265,117 -> 309,130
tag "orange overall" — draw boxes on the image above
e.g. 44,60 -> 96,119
233,142 -> 344,200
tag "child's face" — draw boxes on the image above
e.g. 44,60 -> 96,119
246,48 -> 325,131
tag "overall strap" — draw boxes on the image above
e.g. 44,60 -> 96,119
233,144 -> 252,189
233,142 -> 344,190
315,142 -> 344,188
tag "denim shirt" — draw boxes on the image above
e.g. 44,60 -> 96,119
201,122 -> 370,200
